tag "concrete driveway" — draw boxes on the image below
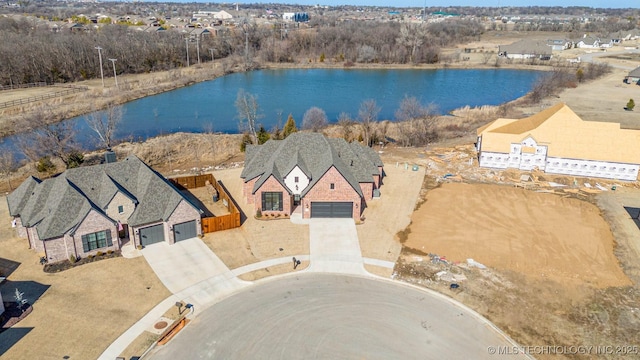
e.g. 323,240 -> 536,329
141,238 -> 246,296
308,218 -> 367,275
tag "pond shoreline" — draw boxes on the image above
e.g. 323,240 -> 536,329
0,60 -> 550,141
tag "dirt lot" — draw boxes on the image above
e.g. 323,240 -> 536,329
0,197 -> 170,360
392,157 -> 640,359
404,183 -> 630,288
357,150 -> 426,276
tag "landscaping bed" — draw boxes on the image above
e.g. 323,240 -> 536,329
43,250 -> 122,273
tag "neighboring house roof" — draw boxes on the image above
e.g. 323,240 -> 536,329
7,155 -> 202,240
478,103 -> 640,164
576,36 -> 599,45
499,39 -> 552,56
628,66 -> 640,78
241,133 -> 383,198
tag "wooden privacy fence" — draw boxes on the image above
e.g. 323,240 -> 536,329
169,173 -> 241,233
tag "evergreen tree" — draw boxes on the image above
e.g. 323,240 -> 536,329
257,125 -> 271,144
627,98 -> 635,111
283,114 -> 298,138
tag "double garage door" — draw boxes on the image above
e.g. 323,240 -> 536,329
310,202 -> 353,218
139,220 -> 198,246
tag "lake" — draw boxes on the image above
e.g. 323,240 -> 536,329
3,68 -> 543,151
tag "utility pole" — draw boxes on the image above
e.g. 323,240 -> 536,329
196,36 -> 201,64
185,37 -> 190,67
423,0 -> 427,23
95,46 -> 104,87
108,58 -> 118,88
245,29 -> 249,66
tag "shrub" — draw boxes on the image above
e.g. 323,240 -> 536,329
627,99 -> 635,111
256,209 -> 262,218
69,254 -> 77,264
66,151 -> 84,169
88,254 -> 95,260
239,133 -> 253,152
96,251 -> 104,257
137,245 -> 143,250
36,157 -> 56,173
107,250 -> 114,255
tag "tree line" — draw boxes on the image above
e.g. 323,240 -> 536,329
0,16 -> 485,86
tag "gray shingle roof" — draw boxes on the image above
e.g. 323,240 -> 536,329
628,66 -> 640,77
241,133 -> 382,198
7,176 -> 40,217
7,155 -> 202,240
499,39 -> 552,56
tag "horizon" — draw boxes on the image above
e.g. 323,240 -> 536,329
194,1 -> 635,10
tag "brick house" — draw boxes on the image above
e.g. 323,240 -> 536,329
7,155 -> 203,263
241,133 -> 384,219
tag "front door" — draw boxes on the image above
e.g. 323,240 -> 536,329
293,195 -> 301,206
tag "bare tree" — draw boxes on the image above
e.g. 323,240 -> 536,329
337,112 -> 354,141
20,105 -> 80,169
357,99 -> 380,147
397,23 -> 427,64
235,89 -> 262,144
302,106 -> 328,132
0,149 -> 17,190
395,95 -> 429,122
85,103 -> 123,149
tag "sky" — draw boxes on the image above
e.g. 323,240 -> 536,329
230,1 -> 634,9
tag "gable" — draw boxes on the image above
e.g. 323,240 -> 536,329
254,174 -> 289,195
283,166 -> 310,195
304,166 -> 362,199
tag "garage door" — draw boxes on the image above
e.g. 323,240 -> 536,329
311,202 -> 353,218
140,224 -> 165,246
174,220 -> 197,242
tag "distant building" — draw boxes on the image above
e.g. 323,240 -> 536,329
476,103 -> 640,181
282,12 -> 309,22
498,39 -> 552,60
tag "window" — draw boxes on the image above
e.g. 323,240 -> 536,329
81,230 -> 112,252
118,205 -> 124,214
262,192 -> 283,211
294,176 -> 299,183
330,183 -> 335,190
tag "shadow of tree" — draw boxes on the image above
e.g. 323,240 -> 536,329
0,280 -> 50,310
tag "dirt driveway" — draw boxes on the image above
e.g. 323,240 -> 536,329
0,197 -> 170,360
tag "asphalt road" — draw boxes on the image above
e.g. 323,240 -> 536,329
149,273 -> 525,360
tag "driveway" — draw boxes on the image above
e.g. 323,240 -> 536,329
308,218 -> 367,275
149,273 -> 528,360
141,238 -> 249,307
